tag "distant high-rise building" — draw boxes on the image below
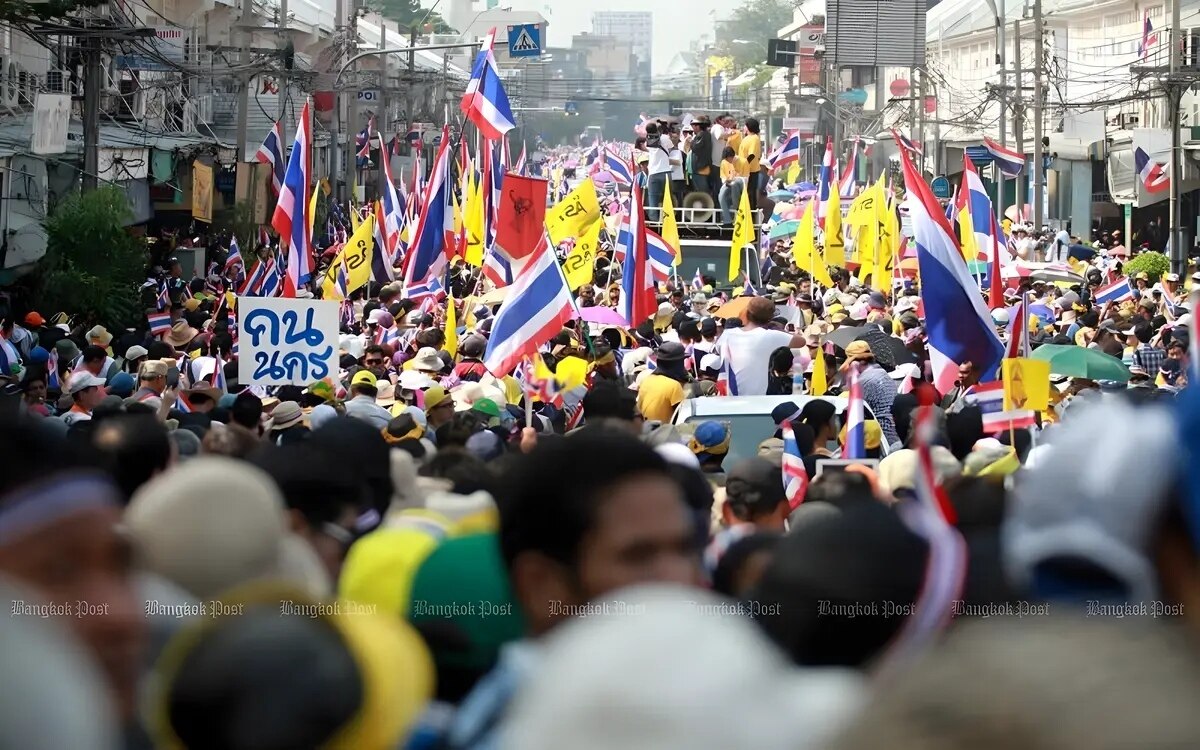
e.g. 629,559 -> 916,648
591,11 -> 652,91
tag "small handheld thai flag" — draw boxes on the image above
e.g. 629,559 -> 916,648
156,282 -> 170,311
46,347 -> 60,391
781,421 -> 810,511
692,266 -> 704,290
174,394 -> 193,413
1094,276 -> 1134,305
970,381 -> 1037,433
844,364 -> 866,458
891,128 -> 923,158
255,119 -> 286,195
1005,293 -> 1031,359
148,310 -> 172,336
356,115 -> 375,159
742,273 -> 756,297
716,342 -> 738,396
224,237 -> 245,282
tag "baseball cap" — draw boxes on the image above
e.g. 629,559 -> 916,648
67,371 -> 106,395
351,369 -> 378,388
424,385 -> 451,412
699,353 -> 723,373
140,360 -> 168,379
125,345 -> 149,362
23,311 -> 45,327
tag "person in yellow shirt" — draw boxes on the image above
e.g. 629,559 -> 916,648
738,117 -> 763,214
636,343 -> 689,423
718,146 -> 748,226
723,115 -> 742,156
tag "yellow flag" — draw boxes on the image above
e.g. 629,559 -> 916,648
785,161 -> 801,185
661,187 -> 681,266
348,201 -> 361,233
321,214 -> 374,299
555,355 -> 589,390
1002,358 -> 1051,411
546,178 -> 602,245
728,181 -> 754,281
810,342 -> 827,396
308,182 -> 321,237
444,295 -> 458,358
464,169 -> 486,266
958,204 -> 977,261
563,219 -> 602,291
823,189 -> 845,269
793,200 -> 833,287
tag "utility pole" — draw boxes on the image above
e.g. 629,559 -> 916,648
406,26 -> 417,156
1012,19 -> 1025,219
1031,0 -> 1044,230
916,68 -> 927,174
278,0 -> 289,120
995,0 -> 1007,225
377,20 -> 389,198
82,45 -> 101,191
344,0 -> 360,201
1169,0 -> 1185,274
235,0 -> 254,164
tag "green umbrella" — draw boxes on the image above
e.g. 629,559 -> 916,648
768,220 -> 801,240
1030,344 -> 1131,382
768,189 -> 796,201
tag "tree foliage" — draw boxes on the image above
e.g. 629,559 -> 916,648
1122,250 -> 1170,283
365,0 -> 452,33
38,186 -> 147,329
0,0 -> 103,24
714,0 -> 797,72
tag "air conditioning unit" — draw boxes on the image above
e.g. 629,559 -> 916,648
1119,113 -> 1140,129
45,67 -> 81,97
192,94 -> 213,124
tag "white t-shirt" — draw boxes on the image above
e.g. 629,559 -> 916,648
648,135 -> 674,176
718,326 -> 794,396
670,146 -> 685,181
710,124 -> 726,164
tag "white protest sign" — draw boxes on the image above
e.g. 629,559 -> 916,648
237,297 -> 339,386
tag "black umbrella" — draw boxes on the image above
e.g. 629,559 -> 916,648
825,326 -> 866,350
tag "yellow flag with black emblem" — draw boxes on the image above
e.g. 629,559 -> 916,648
321,214 -> 374,299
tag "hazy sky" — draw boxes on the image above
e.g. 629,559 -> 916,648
445,0 -> 732,75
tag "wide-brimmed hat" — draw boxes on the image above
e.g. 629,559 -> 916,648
86,325 -> 113,347
55,338 -> 80,362
165,320 -> 199,347
269,400 -> 306,430
410,347 -> 444,373
183,382 -> 223,403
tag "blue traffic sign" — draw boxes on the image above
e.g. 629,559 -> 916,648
931,175 -> 951,199
508,24 -> 542,57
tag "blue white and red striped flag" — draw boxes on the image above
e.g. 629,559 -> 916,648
1135,147 -> 1170,194
764,130 -> 800,171
1138,11 -> 1159,59
46,347 -> 60,391
156,282 -> 170,311
692,266 -> 704,291
483,233 -> 576,376
781,420 -> 809,510
890,128 -> 923,158
618,189 -> 656,327
403,126 -> 454,295
260,256 -> 283,298
224,237 -> 245,282
644,229 -> 677,283
1093,275 -> 1134,305
844,364 -> 866,459
839,139 -> 858,198
255,119 -> 286,195
901,146 -> 1004,394
460,29 -> 516,140
356,115 -> 375,159
1005,293 -> 1031,359
270,99 -> 313,294
742,273 -> 756,297
239,260 -> 267,296
604,148 -> 634,185
970,381 -> 1037,433
378,133 -> 407,262
983,136 -> 1024,178
148,310 -> 172,336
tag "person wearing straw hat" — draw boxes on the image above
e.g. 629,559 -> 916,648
164,320 -> 198,350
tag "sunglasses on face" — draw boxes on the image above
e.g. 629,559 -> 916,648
365,358 -> 383,365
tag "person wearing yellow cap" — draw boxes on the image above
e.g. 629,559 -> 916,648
344,369 -> 392,430
424,385 -> 455,433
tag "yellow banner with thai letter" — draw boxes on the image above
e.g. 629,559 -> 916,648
321,214 -> 374,300
546,178 -> 602,245
563,220 -> 603,291
191,161 -> 213,223
1002,358 -> 1051,412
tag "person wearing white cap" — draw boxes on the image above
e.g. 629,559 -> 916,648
60,371 -> 107,426
687,353 -> 724,398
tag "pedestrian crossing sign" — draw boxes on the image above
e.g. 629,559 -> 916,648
508,24 -> 541,57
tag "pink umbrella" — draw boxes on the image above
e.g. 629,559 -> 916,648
576,306 -> 628,326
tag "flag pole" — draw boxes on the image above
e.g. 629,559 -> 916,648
524,356 -> 534,428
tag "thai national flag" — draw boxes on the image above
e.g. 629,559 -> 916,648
891,128 -> 923,158
224,237 -> 245,282
971,381 -> 1037,433
817,137 -> 834,206
983,137 -> 1025,178
356,115 -> 375,159
378,133 -> 407,257
962,154 -> 1000,263
844,364 -> 866,458
483,233 -> 577,376
692,266 -> 704,290
1094,275 -> 1134,305
255,119 -> 286,195
174,394 -> 193,413
839,139 -> 858,198
605,148 -> 634,185
334,256 -> 350,299
901,145 -> 1004,395
1005,292 -> 1031,359
619,188 -> 656,327
404,126 -> 454,294
148,310 -> 172,336
271,99 -> 313,294
1138,11 -> 1159,59
716,341 -> 738,396
372,200 -> 395,283
405,275 -> 445,302
765,131 -> 801,171
46,347 -> 60,391
644,229 -> 677,283
260,256 -> 282,298
743,273 -> 757,297
781,421 -> 810,511
239,260 -> 267,296
1135,147 -> 1170,193
156,282 -> 170,311
459,29 -> 516,140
